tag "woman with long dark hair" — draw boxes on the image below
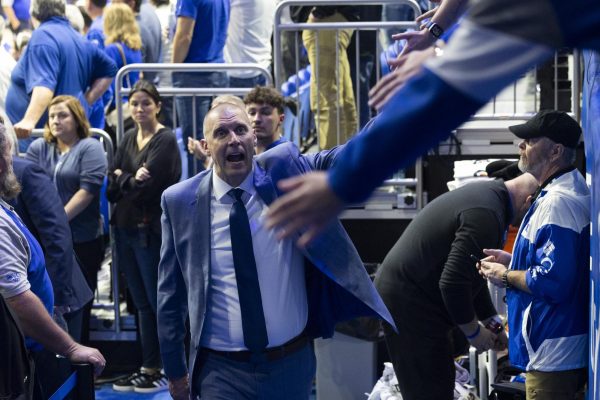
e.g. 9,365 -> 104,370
107,80 -> 180,393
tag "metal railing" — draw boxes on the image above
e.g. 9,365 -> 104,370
114,63 -> 273,145
274,0 -> 421,147
438,50 -> 582,157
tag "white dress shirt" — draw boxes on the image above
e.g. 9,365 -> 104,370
200,169 -> 308,351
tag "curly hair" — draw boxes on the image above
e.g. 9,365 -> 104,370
243,86 -> 285,114
103,3 -> 142,50
0,124 -> 20,200
43,96 -> 91,144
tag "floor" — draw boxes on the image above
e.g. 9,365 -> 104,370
96,385 -> 171,400
95,384 -> 317,399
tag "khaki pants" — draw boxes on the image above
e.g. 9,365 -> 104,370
302,12 -> 357,150
526,368 -> 587,400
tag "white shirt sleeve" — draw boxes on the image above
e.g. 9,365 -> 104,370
0,207 -> 31,299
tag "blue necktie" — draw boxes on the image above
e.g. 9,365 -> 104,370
229,188 -> 268,352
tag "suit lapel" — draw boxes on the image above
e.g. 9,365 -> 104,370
195,171 -> 212,288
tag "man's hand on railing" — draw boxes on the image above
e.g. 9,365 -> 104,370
64,343 -> 106,377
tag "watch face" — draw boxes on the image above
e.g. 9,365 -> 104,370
430,24 -> 443,38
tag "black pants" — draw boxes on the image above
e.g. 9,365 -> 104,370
383,322 -> 458,400
73,237 -> 105,344
375,275 -> 467,400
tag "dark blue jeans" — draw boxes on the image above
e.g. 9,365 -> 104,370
229,73 -> 267,89
114,227 -> 161,369
173,71 -> 229,177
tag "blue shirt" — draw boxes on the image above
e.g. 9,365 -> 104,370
0,201 -> 54,351
86,16 -> 105,49
104,42 -> 142,108
26,138 -> 107,243
6,17 -> 117,128
175,0 -> 229,63
266,137 -> 287,151
12,0 -> 30,22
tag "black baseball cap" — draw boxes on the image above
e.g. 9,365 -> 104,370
508,110 -> 581,148
486,160 -> 521,181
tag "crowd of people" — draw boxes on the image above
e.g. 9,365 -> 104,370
0,0 -> 599,399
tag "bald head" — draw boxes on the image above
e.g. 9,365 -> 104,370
203,103 -> 251,136
201,104 -> 256,187
211,95 -> 246,111
505,173 -> 539,226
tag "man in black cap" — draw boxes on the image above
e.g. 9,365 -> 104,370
479,110 -> 589,399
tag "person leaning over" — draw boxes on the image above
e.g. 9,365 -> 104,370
375,169 -> 537,400
479,110 -> 589,400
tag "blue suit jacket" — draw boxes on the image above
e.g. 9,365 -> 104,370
9,157 -> 93,310
157,143 -> 394,386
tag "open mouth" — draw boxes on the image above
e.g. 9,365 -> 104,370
226,153 -> 244,162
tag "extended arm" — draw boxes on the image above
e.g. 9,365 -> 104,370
266,18 -> 552,245
393,0 -> 468,57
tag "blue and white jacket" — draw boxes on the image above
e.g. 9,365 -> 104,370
507,169 -> 590,372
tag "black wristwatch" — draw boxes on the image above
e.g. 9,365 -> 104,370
426,21 -> 444,39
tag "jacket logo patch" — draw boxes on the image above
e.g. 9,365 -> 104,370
3,272 -> 22,283
542,240 -> 555,256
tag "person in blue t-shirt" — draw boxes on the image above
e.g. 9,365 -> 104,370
171,0 -> 229,177
6,0 -> 117,152
103,3 -> 143,109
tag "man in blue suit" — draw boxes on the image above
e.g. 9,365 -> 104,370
157,103 -> 394,400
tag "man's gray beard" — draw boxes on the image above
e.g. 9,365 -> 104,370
0,168 -> 21,200
517,158 -> 527,173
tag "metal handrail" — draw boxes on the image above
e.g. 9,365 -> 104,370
114,62 -> 273,145
273,0 -> 421,89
